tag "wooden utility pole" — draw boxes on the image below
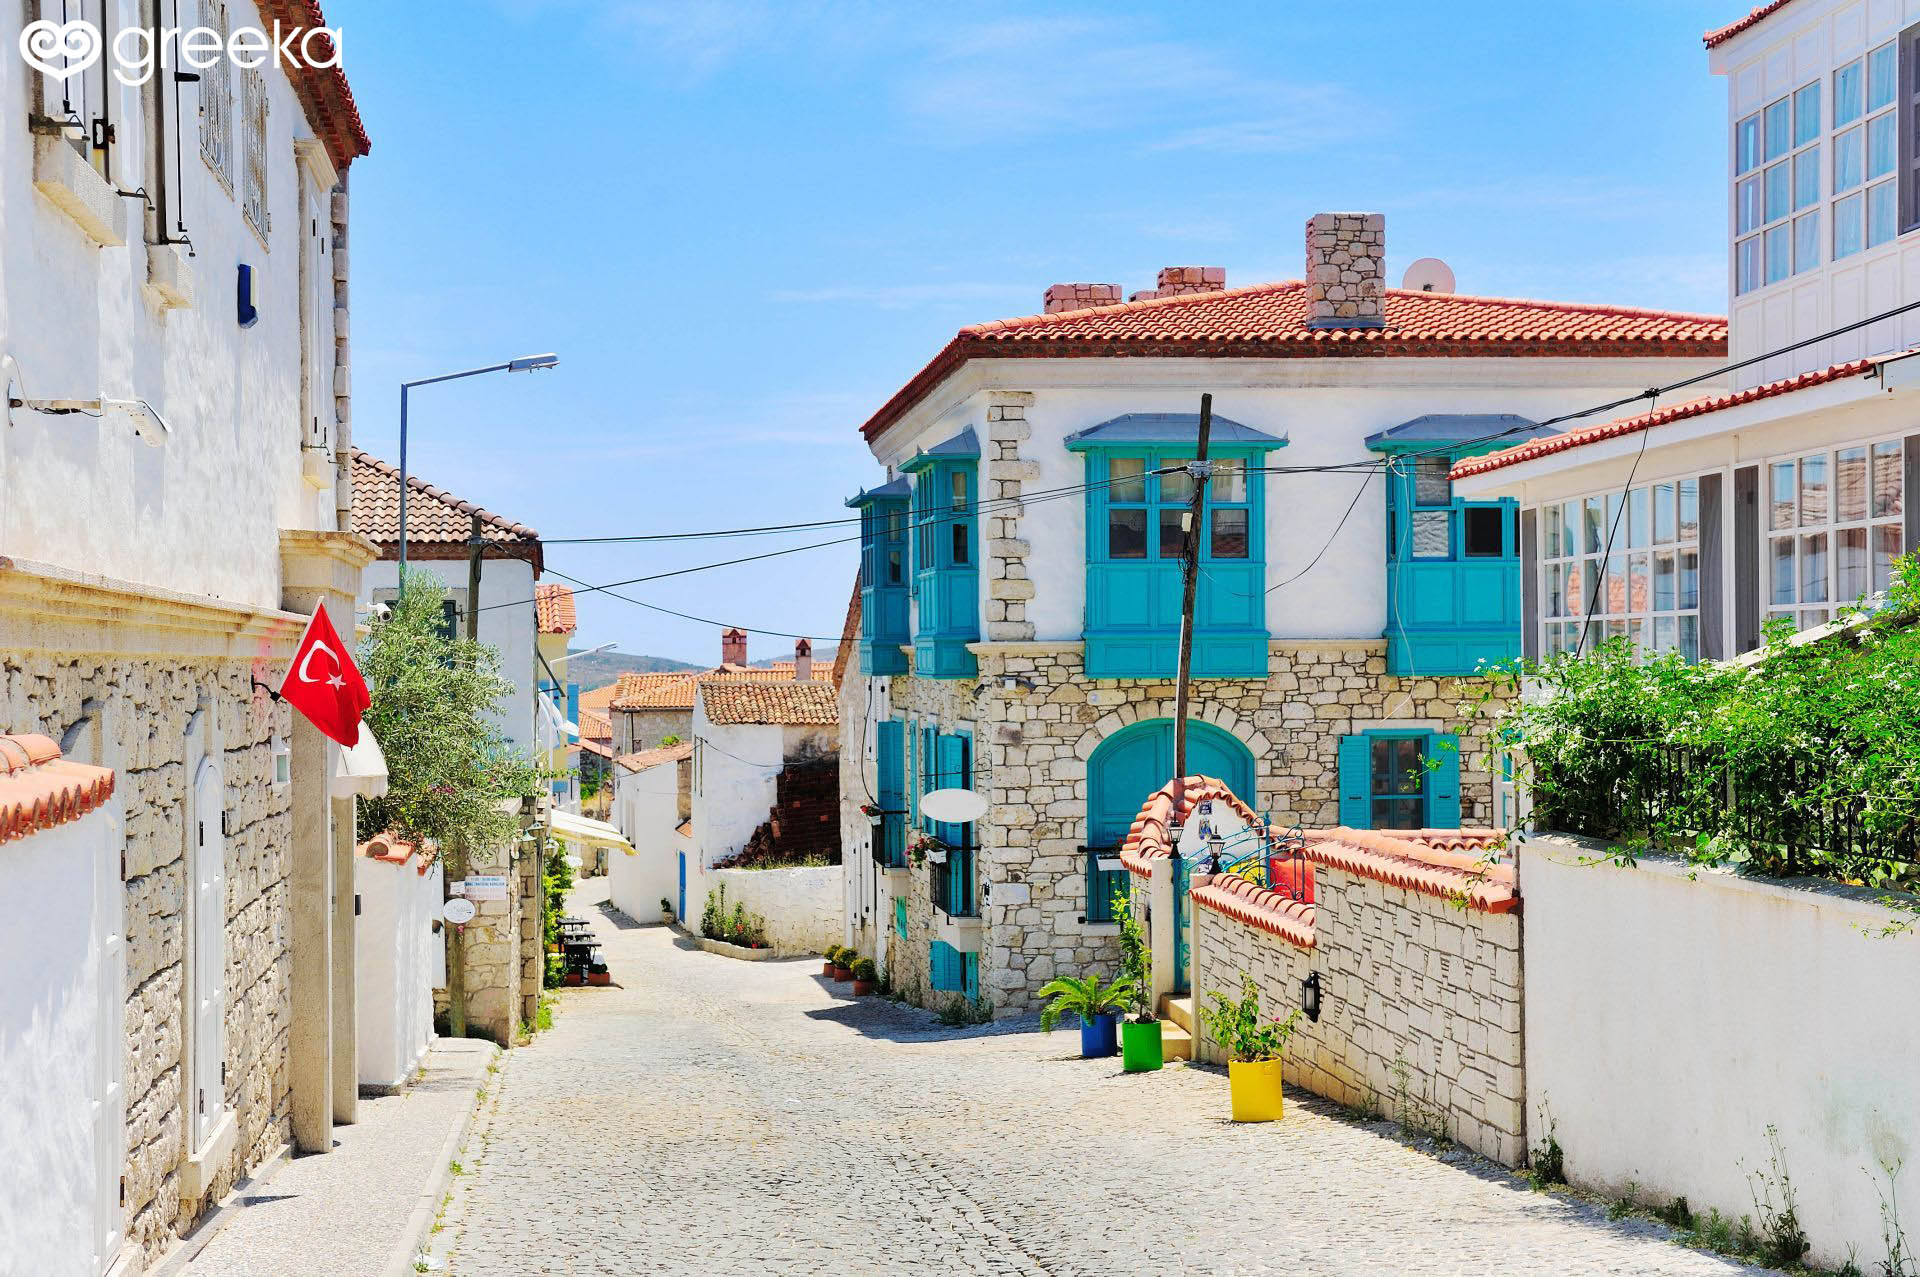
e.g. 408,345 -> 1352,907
444,513 -> 485,1039
1172,394 -> 1215,789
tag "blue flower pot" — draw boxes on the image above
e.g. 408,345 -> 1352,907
1079,1011 -> 1120,1058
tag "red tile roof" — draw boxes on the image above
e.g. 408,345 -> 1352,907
1450,358 -> 1878,480
349,449 -> 542,571
1193,873 -> 1318,949
614,741 -> 694,774
0,734 -> 115,844
534,583 -> 577,635
258,1 -> 370,170
1118,775 -> 1266,877
577,737 -> 612,760
1310,829 -> 1518,913
699,678 -> 840,726
862,282 -> 1727,440
612,664 -> 830,711
356,831 -> 437,875
1704,0 -> 1796,47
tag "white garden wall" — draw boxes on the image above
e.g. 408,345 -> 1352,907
354,852 -> 445,1092
1521,834 -> 1920,1268
709,866 -> 840,957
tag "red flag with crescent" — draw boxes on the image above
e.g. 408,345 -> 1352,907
278,603 -> 370,747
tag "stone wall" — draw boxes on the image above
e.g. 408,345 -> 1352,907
877,640 -> 1504,1015
1,652 -> 293,1264
1192,857 -> 1524,1165
614,707 -> 691,755
1305,211 -> 1385,327
709,865 -> 840,956
452,831 -> 531,1046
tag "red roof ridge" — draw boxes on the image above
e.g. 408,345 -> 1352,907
1451,357 -> 1881,480
1309,828 -> 1518,913
1192,873 -> 1317,948
350,448 -> 540,542
964,279 -> 1308,334
1704,0 -> 1797,48
0,734 -> 116,845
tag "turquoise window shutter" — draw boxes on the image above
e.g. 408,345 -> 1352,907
1337,735 -> 1371,828
893,896 -> 908,939
876,720 -> 905,866
962,952 -> 979,1000
1427,732 -> 1462,828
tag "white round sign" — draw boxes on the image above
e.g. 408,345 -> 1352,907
441,897 -> 477,925
919,787 -> 987,824
563,853 -> 584,869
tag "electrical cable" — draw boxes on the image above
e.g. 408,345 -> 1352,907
1572,392 -> 1657,657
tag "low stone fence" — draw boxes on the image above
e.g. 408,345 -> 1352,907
708,865 -> 839,957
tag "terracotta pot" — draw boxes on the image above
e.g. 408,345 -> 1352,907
588,971 -> 611,986
831,965 -> 852,981
853,979 -> 875,996
563,973 -> 583,986
821,961 -> 836,977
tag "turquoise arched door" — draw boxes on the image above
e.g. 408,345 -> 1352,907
1088,719 -> 1256,845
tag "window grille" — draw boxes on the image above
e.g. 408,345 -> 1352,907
198,0 -> 233,189
241,68 -> 269,238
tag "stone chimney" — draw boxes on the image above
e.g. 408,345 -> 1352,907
1043,282 -> 1123,314
1305,212 -> 1385,329
1130,266 -> 1226,302
720,627 -> 747,667
793,638 -> 812,682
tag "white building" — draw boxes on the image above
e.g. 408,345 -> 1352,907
0,2 -> 372,1270
352,834 -> 444,1093
1454,0 -> 1920,659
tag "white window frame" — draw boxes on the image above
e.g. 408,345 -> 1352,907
190,755 -> 230,1153
1762,432 -> 1907,632
1537,476 -> 1703,661
197,0 -> 233,193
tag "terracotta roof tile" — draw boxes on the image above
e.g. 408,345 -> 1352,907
0,734 -> 115,845
614,741 -> 694,774
1704,0 -> 1796,47
1309,829 -> 1518,913
1192,874 -> 1318,948
699,678 -> 840,726
355,831 -> 437,874
612,664 -> 830,711
534,583 -> 577,634
577,738 -> 612,760
863,282 -> 1727,440
1449,358 -> 1878,480
349,450 -> 541,570
257,1 -> 369,169
1117,776 -> 1267,876
578,707 -> 612,742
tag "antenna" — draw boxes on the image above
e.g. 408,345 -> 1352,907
1400,257 -> 1456,293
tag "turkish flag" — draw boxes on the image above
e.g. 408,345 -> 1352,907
279,603 -> 371,747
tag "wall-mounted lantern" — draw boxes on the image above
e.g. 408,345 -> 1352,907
1302,971 -> 1322,1023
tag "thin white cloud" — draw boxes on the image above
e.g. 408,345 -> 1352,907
767,281 -> 1029,309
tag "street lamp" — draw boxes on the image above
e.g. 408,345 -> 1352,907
397,353 -> 559,586
548,642 -> 616,668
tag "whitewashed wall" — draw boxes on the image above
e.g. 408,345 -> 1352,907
609,760 -> 682,922
710,865 -> 840,956
1521,834 -> 1920,1268
353,855 -> 444,1093
690,711 -> 782,871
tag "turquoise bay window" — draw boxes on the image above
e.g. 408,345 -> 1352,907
1068,414 -> 1285,678
902,429 -> 979,678
848,478 -> 911,675
1336,729 -> 1462,830
1370,414 -> 1554,676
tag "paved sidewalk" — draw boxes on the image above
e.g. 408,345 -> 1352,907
177,1036 -> 495,1277
432,882 -> 1764,1276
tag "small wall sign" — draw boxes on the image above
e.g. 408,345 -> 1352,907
464,874 -> 509,901
442,897 -> 477,925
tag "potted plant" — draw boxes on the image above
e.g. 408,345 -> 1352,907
851,956 -> 877,995
832,949 -> 856,982
660,897 -> 674,924
1113,885 -> 1163,1073
1038,973 -> 1133,1059
1200,972 -> 1303,1123
822,944 -> 842,978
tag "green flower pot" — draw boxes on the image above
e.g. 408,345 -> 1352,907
1121,1019 -> 1163,1072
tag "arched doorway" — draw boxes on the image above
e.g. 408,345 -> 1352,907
1087,718 -> 1256,846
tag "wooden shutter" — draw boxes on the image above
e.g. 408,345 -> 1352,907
1427,733 -> 1463,829
1337,735 -> 1371,829
893,897 -> 907,938
1520,508 -> 1540,662
876,721 -> 904,865
1734,465 -> 1761,654
1698,473 -> 1726,660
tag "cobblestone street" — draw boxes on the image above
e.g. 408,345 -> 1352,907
435,884 -> 1759,1276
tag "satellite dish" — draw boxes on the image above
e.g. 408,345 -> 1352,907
920,788 -> 987,824
442,897 -> 477,925
1401,257 -> 1456,294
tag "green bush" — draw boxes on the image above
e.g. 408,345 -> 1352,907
851,957 -> 876,982
824,944 -> 844,965
1199,972 -> 1302,1063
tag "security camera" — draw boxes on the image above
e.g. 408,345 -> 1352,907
102,397 -> 172,447
373,601 -> 393,622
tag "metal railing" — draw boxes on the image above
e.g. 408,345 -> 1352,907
1212,822 -> 1312,903
932,841 -> 977,917
1081,846 -> 1128,923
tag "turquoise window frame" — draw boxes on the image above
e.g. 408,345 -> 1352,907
1074,443 -> 1277,678
929,940 -> 979,997
903,443 -> 980,679
1336,729 -> 1463,830
926,729 -> 976,919
1379,446 -> 1523,677
848,483 -> 911,676
874,719 -> 907,868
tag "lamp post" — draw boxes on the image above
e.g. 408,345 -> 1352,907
397,353 -> 559,588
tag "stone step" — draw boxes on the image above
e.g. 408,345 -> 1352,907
1160,994 -> 1195,1035
1160,1021 -> 1193,1061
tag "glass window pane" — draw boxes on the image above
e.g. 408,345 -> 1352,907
1765,97 -> 1792,158
1606,554 -> 1626,616
951,520 -> 970,564
887,548 -> 902,584
1678,479 -> 1699,542
1628,487 -> 1649,548
1653,483 -> 1677,543
1870,112 -> 1897,177
1569,561 -> 1589,616
1680,615 -> 1700,663
1803,607 -> 1833,630
1836,59 -> 1863,126
1158,508 -> 1189,560
1546,562 -> 1564,617
1800,452 -> 1829,525
1838,527 -> 1870,601
1464,505 -> 1505,557
1771,537 -> 1796,605
1210,458 -> 1245,503
1209,507 -> 1248,559
1770,461 -> 1797,530
1869,43 -> 1896,111
1764,224 -> 1790,284
1414,456 -> 1452,506
1795,211 -> 1822,273
1836,191 -> 1865,258
1653,614 -> 1677,654
1606,492 -> 1623,546
1628,553 -> 1650,614
1584,497 -> 1604,553
1736,114 -> 1761,173
1836,127 -> 1864,191
1412,510 -> 1450,558
1679,549 -> 1699,611
1108,508 -> 1147,558
1627,618 -> 1646,655
1606,618 -> 1628,641
1544,504 -> 1562,559
1736,235 -> 1762,293
1654,551 -> 1677,611
1161,459 -> 1194,505
1869,180 -> 1897,246
1737,176 -> 1764,233
1875,523 -> 1902,593
1561,501 -> 1580,557
1872,440 -> 1903,517
950,468 -> 969,510
1765,161 -> 1791,221
1794,148 -> 1821,209
1795,81 -> 1821,144
1108,456 -> 1146,503
1837,447 -> 1869,520
1800,532 -> 1828,601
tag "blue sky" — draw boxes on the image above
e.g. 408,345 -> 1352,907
336,0 -> 1735,663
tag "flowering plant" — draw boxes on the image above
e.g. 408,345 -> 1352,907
906,830 -> 947,866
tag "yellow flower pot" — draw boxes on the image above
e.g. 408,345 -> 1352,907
1227,1059 -> 1285,1123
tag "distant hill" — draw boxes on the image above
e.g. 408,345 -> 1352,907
567,644 -> 843,691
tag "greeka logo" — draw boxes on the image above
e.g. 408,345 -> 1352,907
18,16 -> 342,87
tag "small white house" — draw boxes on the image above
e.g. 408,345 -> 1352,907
607,742 -> 693,923
352,835 -> 445,1093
